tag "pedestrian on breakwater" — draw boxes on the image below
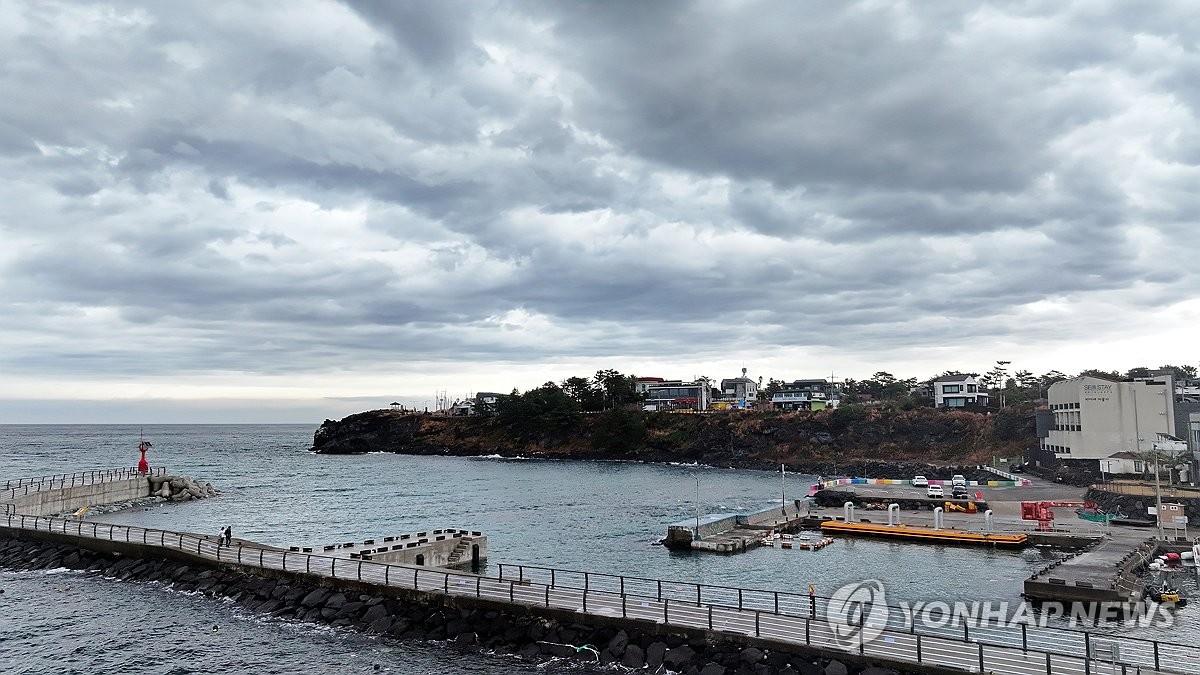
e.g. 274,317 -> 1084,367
223,526 -> 232,547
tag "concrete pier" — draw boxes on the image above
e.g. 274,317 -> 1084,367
663,502 -> 813,553
297,529 -> 488,569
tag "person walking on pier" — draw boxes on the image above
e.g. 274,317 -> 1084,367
223,526 -> 232,547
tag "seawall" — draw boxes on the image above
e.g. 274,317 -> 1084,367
5,476 -> 150,517
0,527 -> 953,675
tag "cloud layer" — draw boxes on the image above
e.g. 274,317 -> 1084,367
2,1 -> 1198,421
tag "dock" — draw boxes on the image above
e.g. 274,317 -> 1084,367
1023,531 -> 1158,603
819,520 -> 1028,547
663,501 -> 814,553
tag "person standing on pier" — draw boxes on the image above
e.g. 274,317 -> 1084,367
223,526 -> 232,547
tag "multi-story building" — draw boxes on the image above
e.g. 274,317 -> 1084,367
1042,375 -> 1176,467
771,378 -> 839,411
643,380 -> 712,412
718,368 -> 758,408
933,375 -> 989,408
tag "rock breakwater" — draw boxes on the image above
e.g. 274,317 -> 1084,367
0,536 -> 923,675
149,474 -> 218,502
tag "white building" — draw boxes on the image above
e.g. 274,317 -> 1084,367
932,374 -> 990,408
1042,375 -> 1176,464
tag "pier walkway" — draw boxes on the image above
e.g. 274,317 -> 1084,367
5,508 -> 1199,675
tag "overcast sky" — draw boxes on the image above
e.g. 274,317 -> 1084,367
2,1 -> 1199,424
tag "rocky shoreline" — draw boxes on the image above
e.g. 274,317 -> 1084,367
311,408 -> 1035,477
1,536 -> 926,675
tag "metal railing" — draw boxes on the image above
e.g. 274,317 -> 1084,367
1,512 -> 1194,675
2,467 -> 166,500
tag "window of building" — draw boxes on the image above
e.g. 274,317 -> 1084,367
942,385 -> 961,394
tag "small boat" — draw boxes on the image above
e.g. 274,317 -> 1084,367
1145,582 -> 1187,606
1075,502 -> 1120,523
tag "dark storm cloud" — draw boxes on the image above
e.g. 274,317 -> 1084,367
0,0 -> 1197,398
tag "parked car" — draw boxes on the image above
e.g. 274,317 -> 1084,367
951,484 -> 970,499
1010,464 -> 1023,473
912,475 -> 928,487
952,474 -> 967,487
927,484 -> 944,499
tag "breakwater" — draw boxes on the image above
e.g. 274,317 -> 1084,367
0,527 -> 935,675
6,510 -> 1196,675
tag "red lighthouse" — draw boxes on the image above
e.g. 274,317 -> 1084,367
137,438 -> 152,473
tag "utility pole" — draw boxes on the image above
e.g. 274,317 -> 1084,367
1154,442 -> 1165,541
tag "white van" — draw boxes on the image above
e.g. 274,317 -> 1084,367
927,484 -> 944,499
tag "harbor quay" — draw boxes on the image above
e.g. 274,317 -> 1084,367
3,468 -> 1200,675
671,470 -> 1199,617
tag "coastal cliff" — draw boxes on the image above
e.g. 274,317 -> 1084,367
312,406 -> 1035,473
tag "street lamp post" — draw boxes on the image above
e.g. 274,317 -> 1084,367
996,360 -> 1011,408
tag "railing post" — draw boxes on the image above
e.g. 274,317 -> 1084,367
696,584 -> 701,606
1021,623 -> 1027,651
775,591 -> 780,615
476,576 -> 481,597
805,618 -> 810,644
664,598 -> 669,624
282,550 -> 287,570
657,579 -> 662,600
708,604 -> 713,629
306,556 -> 311,574
359,560 -> 363,581
1084,634 -> 1091,675
622,594 -> 627,618
331,558 -> 336,578
755,610 -> 760,637
109,524 -> 115,540
259,549 -> 264,566
443,573 -> 448,593
917,634 -> 922,662
178,533 -> 183,549
509,581 -> 514,602
414,568 -> 418,588
978,643 -> 984,672
545,584 -> 550,606
1046,650 -> 1052,674
385,566 -> 389,586
738,588 -> 743,610
238,546 -> 242,564
1154,642 -> 1160,671
620,576 -> 624,596
550,568 -> 555,587
964,623 -> 969,641
583,589 -> 588,613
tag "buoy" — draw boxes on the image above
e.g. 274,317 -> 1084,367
212,625 -> 219,632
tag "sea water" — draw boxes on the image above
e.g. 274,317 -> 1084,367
1,424 -> 1194,673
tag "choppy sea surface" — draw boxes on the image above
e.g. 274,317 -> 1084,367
1,424 -> 1196,673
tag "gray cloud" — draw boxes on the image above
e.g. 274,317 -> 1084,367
0,1 -> 1198,420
